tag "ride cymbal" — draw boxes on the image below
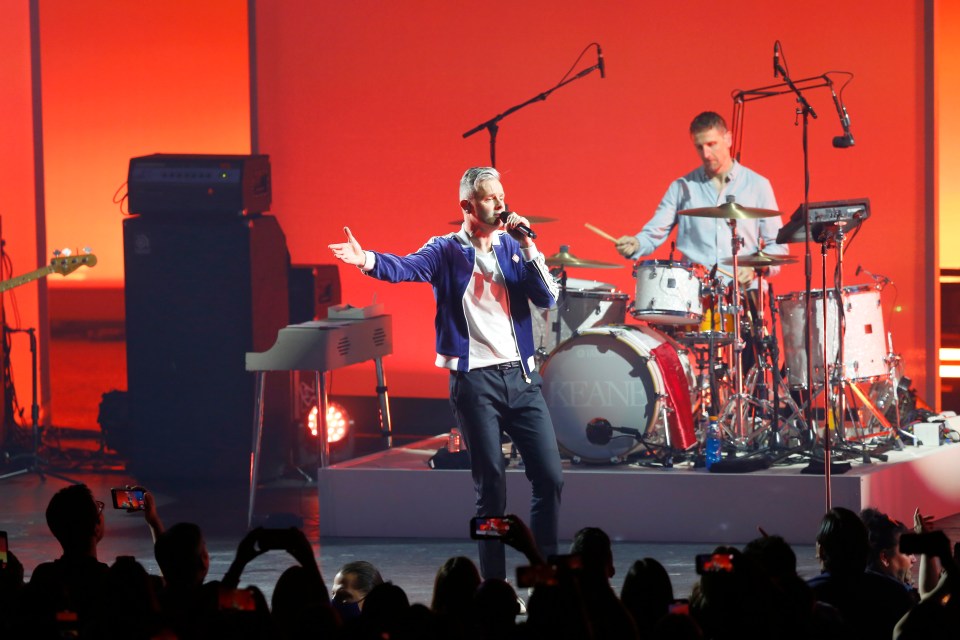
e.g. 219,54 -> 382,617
544,246 -> 622,269
679,202 -> 782,219
721,250 -> 799,267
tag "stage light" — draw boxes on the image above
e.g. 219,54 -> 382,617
306,402 -> 352,443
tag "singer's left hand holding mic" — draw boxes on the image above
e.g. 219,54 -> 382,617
500,211 -> 536,246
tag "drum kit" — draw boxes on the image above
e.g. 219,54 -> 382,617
532,200 -> 901,469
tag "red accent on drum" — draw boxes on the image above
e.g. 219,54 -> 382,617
651,342 -> 697,449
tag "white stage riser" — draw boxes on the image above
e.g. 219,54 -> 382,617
315,444 -> 960,545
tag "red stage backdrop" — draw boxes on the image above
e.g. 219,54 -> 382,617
254,1 -> 935,402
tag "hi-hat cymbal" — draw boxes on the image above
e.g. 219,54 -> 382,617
448,215 -> 558,225
545,246 -> 622,269
721,250 -> 798,267
679,202 -> 782,219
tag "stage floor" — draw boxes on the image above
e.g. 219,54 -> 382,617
311,434 -> 960,545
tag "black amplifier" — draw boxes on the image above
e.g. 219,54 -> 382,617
128,154 -> 271,216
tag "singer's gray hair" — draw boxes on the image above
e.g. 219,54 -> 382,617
459,167 -> 501,201
689,111 -> 728,135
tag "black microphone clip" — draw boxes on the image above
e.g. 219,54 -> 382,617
597,44 -> 606,79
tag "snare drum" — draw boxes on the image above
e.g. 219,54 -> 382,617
541,325 -> 697,463
631,260 -> 704,324
777,284 -> 887,387
531,278 -> 628,354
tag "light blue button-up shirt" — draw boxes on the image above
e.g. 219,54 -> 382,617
632,161 -> 787,279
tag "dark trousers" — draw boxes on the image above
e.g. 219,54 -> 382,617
450,367 -> 564,580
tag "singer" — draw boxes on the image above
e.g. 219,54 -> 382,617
328,167 -> 563,581
614,111 -> 787,288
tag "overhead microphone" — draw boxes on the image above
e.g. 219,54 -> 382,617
773,41 -> 780,78
597,44 -> 606,79
829,83 -> 855,148
499,211 -> 536,239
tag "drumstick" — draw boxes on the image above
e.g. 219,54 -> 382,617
716,266 -> 734,278
584,223 -> 619,243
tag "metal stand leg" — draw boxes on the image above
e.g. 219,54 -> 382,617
247,371 -> 266,528
374,357 -> 393,447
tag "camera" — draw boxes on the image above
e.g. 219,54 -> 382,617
695,553 -> 735,574
469,516 -> 511,540
111,488 -> 146,511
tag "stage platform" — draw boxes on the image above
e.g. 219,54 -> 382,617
311,435 -> 960,545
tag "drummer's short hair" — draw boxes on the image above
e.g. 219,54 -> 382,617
459,167 -> 501,201
690,111 -> 728,134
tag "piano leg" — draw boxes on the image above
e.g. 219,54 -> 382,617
248,371 -> 266,528
374,357 -> 393,448
315,371 -> 330,468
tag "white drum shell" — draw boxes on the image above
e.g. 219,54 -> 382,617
531,279 -> 628,354
632,261 -> 703,324
778,285 -> 887,387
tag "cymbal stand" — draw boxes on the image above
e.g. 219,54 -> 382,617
719,197 -> 747,443
552,267 -> 569,352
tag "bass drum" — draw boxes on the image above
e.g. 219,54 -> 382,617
541,325 -> 697,464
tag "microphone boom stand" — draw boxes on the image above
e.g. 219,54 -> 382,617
463,59 -> 603,167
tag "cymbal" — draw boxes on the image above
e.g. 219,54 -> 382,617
679,202 -> 782,219
448,215 -> 558,225
545,247 -> 622,269
721,250 -> 798,267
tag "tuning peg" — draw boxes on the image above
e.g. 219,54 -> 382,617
82,247 -> 93,255
52,249 -> 62,257
60,248 -> 73,257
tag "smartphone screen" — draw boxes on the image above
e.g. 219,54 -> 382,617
469,516 -> 510,540
218,587 -> 257,611
111,488 -> 146,510
0,530 -> 8,567
695,553 -> 735,574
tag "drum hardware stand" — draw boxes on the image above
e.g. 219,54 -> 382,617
0,328 -> 79,485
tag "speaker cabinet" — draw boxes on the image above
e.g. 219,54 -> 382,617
123,215 -> 290,484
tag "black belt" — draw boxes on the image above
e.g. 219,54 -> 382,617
473,360 -> 522,372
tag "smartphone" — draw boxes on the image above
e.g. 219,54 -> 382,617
469,516 -> 510,540
257,528 -> 293,552
668,599 -> 690,615
218,586 -> 258,611
111,488 -> 146,510
516,564 -> 559,588
0,530 -> 8,568
695,553 -> 735,574
898,532 -> 950,556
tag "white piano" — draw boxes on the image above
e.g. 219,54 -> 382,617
245,315 -> 393,526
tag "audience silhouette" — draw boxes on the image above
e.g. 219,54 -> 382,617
5,486 -> 957,639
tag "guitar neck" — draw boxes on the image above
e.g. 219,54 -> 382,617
0,264 -> 55,294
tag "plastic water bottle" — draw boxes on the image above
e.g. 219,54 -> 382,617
705,416 -> 722,470
447,428 -> 462,453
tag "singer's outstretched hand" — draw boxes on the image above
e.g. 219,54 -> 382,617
329,227 -> 365,267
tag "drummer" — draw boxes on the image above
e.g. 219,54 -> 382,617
614,111 -> 787,288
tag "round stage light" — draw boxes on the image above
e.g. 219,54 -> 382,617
307,403 -> 351,443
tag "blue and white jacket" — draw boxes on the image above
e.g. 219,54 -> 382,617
365,228 -> 559,376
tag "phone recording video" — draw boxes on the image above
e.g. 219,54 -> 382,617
0,530 -> 8,568
218,586 -> 258,611
695,553 -> 735,574
256,528 -> 294,552
469,516 -> 511,540
111,488 -> 146,511
516,564 -> 559,588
